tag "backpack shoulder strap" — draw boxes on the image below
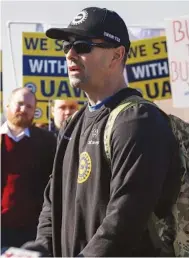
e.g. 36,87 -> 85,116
104,98 -> 157,163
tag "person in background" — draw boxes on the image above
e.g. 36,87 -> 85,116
1,87 -> 56,249
22,7 -> 179,257
51,99 -> 78,136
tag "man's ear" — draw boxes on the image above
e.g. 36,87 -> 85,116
111,46 -> 125,65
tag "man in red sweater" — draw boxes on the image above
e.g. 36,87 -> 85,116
1,87 -> 56,249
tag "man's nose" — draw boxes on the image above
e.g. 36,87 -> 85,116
66,46 -> 78,60
20,105 -> 26,112
65,108 -> 71,114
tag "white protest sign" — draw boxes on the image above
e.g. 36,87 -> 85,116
165,16 -> 189,108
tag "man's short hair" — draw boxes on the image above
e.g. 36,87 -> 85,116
9,87 -> 37,105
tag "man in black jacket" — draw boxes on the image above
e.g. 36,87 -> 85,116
1,87 -> 56,248
23,7 -> 179,257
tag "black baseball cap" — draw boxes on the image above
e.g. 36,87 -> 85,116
46,7 -> 131,52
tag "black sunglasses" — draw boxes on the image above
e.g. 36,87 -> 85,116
62,40 -> 116,54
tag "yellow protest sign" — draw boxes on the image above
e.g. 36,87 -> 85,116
34,101 -> 50,124
126,36 -> 171,100
22,32 -> 87,103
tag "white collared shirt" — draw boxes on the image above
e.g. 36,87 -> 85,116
0,121 -> 30,142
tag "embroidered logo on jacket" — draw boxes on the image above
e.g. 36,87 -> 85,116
88,128 -> 99,145
78,152 -> 91,183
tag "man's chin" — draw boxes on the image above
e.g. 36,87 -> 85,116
69,78 -> 84,89
12,118 -> 33,128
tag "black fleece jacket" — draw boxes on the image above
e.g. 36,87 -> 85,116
23,88 -> 179,257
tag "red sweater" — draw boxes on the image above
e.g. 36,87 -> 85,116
1,134 -> 41,228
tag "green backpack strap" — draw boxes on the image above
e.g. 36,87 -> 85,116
104,98 -> 157,163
